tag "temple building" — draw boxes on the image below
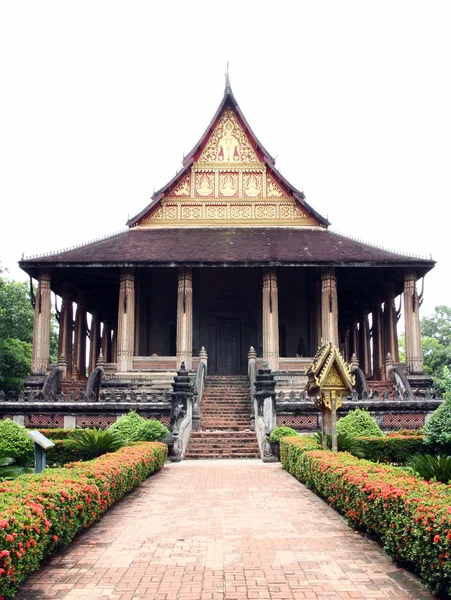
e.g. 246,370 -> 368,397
16,78 -> 437,441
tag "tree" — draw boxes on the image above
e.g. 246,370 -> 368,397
0,278 -> 34,342
420,306 -> 451,388
422,305 -> 451,347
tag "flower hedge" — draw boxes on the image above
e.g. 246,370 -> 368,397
280,436 -> 451,596
0,442 -> 167,599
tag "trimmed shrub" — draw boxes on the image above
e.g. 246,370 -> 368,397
269,426 -> 298,444
424,399 -> 451,454
0,420 -> 33,466
63,429 -> 125,457
336,408 -> 383,438
131,420 -> 168,442
107,411 -> 146,441
280,438 -> 451,596
357,435 -> 425,464
0,442 -> 167,599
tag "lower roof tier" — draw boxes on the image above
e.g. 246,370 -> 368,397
19,227 -> 434,272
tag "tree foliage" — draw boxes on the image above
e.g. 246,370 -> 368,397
0,277 -> 34,342
420,306 -> 451,388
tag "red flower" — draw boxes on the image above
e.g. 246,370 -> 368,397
53,535 -> 58,542
5,535 -> 14,543
434,535 -> 441,544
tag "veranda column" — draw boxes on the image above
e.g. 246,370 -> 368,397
102,318 -> 112,363
111,323 -> 118,363
404,271 -> 424,374
384,285 -> 399,363
59,284 -> 74,378
359,312 -> 372,378
350,320 -> 359,358
262,268 -> 279,371
88,312 -> 101,374
31,270 -> 52,375
116,268 -> 135,372
176,267 -> 193,371
73,295 -> 87,379
320,268 -> 339,346
372,304 -> 384,380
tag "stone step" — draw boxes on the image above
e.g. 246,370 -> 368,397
185,453 -> 260,459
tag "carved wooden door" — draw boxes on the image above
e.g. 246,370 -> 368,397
217,318 -> 241,374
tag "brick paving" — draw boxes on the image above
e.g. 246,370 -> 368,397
17,461 -> 434,600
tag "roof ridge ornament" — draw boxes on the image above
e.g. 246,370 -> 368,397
224,60 -> 232,95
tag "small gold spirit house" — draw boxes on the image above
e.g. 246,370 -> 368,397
306,343 -> 355,451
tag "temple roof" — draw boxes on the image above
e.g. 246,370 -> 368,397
126,83 -> 329,229
19,227 -> 435,272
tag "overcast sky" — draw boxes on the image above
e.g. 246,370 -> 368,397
1,1 -> 450,319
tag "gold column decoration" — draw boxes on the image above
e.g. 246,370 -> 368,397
176,267 -> 193,371
262,268 -> 279,371
404,271 -> 424,375
306,343 -> 355,452
320,268 -> 339,347
31,270 -> 52,375
117,268 -> 135,372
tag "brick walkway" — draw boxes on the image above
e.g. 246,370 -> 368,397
17,461 -> 434,600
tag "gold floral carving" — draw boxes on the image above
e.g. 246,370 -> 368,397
231,205 -> 251,219
243,173 -> 262,197
173,176 -> 190,196
199,108 -> 259,163
219,173 -> 238,197
256,205 -> 276,219
206,205 -> 227,219
279,204 -> 308,220
267,175 -> 286,198
182,206 -> 202,220
324,364 -> 344,388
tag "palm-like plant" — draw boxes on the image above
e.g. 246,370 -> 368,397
63,428 -> 124,457
406,453 -> 451,484
314,431 -> 365,458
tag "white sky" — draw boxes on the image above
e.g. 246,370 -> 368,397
1,0 -> 450,319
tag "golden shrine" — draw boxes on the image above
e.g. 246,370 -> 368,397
306,344 -> 355,451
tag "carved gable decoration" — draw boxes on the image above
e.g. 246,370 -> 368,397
136,103 -> 324,229
199,107 -> 259,164
306,343 -> 355,399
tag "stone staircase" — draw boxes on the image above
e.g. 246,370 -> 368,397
368,380 -> 395,398
185,375 -> 260,459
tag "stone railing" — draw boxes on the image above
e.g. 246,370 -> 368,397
253,361 -> 277,462
170,362 -> 194,462
192,347 -> 207,431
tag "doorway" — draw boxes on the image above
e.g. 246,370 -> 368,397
216,318 -> 242,374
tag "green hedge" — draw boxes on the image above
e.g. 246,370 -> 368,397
0,442 -> 167,599
356,435 -> 426,464
280,437 -> 451,597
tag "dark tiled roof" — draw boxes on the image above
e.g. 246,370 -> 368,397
19,227 -> 434,269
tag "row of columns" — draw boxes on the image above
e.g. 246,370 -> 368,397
31,266 -> 425,378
